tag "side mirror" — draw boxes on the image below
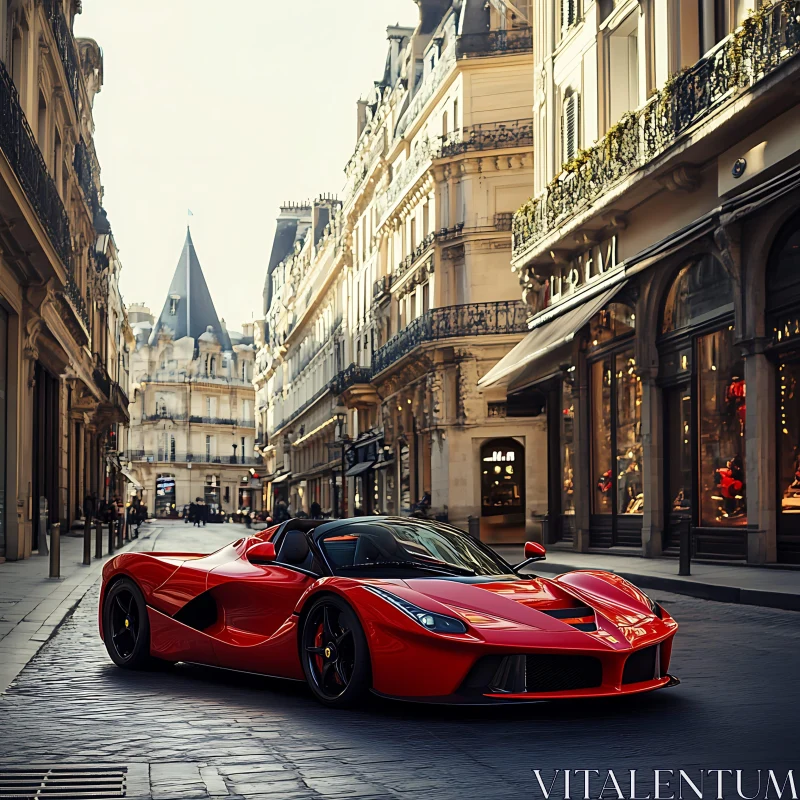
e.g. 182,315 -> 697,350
524,541 -> 546,560
246,541 -> 276,564
515,541 -> 546,571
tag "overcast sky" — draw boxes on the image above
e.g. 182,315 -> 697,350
74,1 -> 414,333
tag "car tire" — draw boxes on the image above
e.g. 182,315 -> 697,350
300,595 -> 371,708
102,577 -> 153,670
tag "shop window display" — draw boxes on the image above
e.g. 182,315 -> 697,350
561,379 -> 576,539
591,359 -> 613,513
662,256 -> 733,334
591,351 -> 643,517
697,328 -> 746,527
480,439 -> 525,516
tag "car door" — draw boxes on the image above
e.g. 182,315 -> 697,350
206,547 -> 315,679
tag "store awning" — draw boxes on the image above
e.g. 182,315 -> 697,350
345,460 -> 375,478
479,282 -> 627,389
271,472 -> 292,485
119,468 -> 143,491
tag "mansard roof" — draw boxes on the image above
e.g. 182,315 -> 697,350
148,227 -> 231,350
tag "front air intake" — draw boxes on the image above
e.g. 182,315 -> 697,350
622,644 -> 659,684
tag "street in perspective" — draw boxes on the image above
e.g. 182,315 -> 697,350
2,0 -> 800,799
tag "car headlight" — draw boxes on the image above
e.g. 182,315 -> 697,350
365,586 -> 467,634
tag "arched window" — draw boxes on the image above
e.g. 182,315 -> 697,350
767,211 -> 800,345
661,255 -> 733,334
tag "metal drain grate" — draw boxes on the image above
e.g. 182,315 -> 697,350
0,767 -> 127,799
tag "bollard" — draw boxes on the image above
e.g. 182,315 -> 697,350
83,521 -> 91,565
95,520 -> 103,559
117,519 -> 124,549
108,518 -> 115,554
467,515 -> 480,540
678,516 -> 691,576
49,522 -> 61,579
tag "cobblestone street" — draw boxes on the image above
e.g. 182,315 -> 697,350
0,523 -> 798,799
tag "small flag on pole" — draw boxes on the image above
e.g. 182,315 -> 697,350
188,209 -> 194,217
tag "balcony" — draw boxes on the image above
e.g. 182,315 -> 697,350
373,276 -> 390,302
393,233 -> 436,286
189,416 -> 256,428
42,0 -> 82,116
127,451 -> 261,466
512,0 -> 800,262
270,384 -> 331,435
0,60 -> 72,269
439,119 -> 533,158
372,300 -> 529,376
330,363 -> 378,409
457,27 -> 532,59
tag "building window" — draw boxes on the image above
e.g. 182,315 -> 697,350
562,92 -> 580,163
607,13 -> 640,126
170,435 -> 176,462
561,0 -> 578,33
697,328 -> 746,527
659,255 -> 744,556
561,378 -> 576,541
205,474 -> 220,507
169,296 -> 178,315
206,435 -> 212,462
209,356 -> 216,377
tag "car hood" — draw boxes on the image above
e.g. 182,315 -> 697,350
389,572 -> 667,642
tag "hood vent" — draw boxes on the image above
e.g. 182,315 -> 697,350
539,605 -> 597,632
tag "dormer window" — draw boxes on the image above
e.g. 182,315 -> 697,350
169,294 -> 180,316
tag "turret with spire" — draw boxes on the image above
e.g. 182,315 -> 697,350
148,227 -> 231,350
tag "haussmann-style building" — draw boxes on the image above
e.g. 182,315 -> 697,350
480,0 -> 800,565
127,229 -> 261,520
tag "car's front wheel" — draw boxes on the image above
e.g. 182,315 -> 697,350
301,596 -> 371,708
102,578 -> 152,669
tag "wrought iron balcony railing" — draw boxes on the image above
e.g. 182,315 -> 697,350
270,384 -> 331,434
141,413 -> 189,422
512,0 -> 800,260
457,27 -> 532,58
128,451 -> 261,466
92,355 -> 112,399
330,364 -> 374,396
63,274 -> 90,332
373,301 -> 528,375
373,275 -> 390,301
73,138 -> 100,217
42,0 -> 82,115
439,119 -> 533,158
394,233 -> 436,285
0,60 -> 72,269
189,416 -> 256,428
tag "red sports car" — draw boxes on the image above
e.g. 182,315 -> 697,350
99,517 -> 679,707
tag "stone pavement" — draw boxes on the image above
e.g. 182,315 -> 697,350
494,544 -> 800,611
1,583 -> 798,798
0,522 -> 163,693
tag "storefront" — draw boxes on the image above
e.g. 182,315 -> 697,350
480,437 -> 525,542
658,255 -> 746,559
766,211 -> 800,563
0,304 -> 7,559
587,301 -> 643,547
346,436 -> 381,515
155,474 -> 176,518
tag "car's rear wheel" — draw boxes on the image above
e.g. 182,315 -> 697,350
103,578 -> 152,669
301,596 -> 371,708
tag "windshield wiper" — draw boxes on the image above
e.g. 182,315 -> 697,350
336,561 -> 475,577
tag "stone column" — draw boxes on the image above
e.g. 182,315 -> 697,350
743,338 -> 777,564
639,370 -> 663,557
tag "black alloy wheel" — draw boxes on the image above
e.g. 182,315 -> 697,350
301,596 -> 371,708
102,578 -> 152,669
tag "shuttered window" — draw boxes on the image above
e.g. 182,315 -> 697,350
561,0 -> 577,32
562,93 -> 580,163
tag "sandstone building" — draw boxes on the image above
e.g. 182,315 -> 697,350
0,1 -> 131,560
127,230 -> 260,519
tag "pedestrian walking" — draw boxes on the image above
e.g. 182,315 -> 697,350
192,498 -> 203,527
310,502 -> 322,520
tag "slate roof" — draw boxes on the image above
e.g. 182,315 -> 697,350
149,227 -> 232,350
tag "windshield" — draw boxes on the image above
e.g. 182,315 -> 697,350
317,518 -> 516,578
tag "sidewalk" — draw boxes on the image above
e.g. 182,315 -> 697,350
0,524 -> 163,694
494,545 -> 800,611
